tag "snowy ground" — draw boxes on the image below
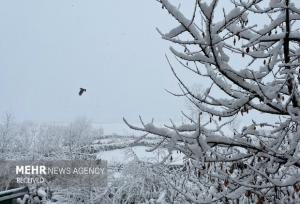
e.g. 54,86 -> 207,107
97,145 -> 184,165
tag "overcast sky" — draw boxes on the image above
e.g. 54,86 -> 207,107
0,0 -> 281,135
0,0 -> 195,125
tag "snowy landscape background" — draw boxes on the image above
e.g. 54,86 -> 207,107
2,0 -> 300,203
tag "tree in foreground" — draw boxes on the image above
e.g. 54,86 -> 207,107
124,0 -> 300,203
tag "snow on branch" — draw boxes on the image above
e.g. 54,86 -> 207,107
125,0 -> 300,202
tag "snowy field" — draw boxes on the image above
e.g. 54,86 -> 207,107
97,145 -> 184,165
92,122 -> 185,166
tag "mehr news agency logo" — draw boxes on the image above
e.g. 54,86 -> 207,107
15,163 -> 106,184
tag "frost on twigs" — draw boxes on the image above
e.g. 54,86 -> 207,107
124,0 -> 300,203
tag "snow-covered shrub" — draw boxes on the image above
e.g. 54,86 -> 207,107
63,117 -> 97,159
100,148 -> 194,204
0,113 -> 16,154
0,115 -> 103,160
101,159 -> 169,204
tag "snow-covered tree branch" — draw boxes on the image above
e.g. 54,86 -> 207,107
125,0 -> 300,202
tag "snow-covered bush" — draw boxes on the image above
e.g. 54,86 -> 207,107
0,113 -> 16,154
0,114 -> 103,160
99,149 -> 192,204
102,160 -> 181,204
63,117 -> 100,159
125,0 -> 300,202
109,160 -> 165,203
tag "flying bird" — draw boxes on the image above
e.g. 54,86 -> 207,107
79,88 -> 86,96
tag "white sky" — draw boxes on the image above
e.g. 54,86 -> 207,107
0,0 -> 285,133
0,0 -> 192,125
